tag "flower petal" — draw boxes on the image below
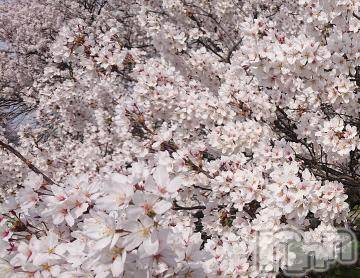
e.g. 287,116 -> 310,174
153,166 -> 170,186
153,200 -> 171,215
111,252 -> 126,277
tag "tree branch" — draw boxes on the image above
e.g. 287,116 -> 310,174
0,139 -> 55,185
172,201 -> 206,210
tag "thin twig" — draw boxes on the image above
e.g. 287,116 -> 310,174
0,139 -> 55,185
173,201 -> 206,210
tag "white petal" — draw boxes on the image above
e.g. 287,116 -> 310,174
142,234 -> 159,256
132,192 -> 145,206
48,231 -> 58,247
50,265 -> 61,276
140,215 -> 154,227
111,173 -> 128,185
95,236 -> 112,250
53,214 -> 64,225
32,253 -> 49,265
153,166 -> 170,186
124,234 -> 143,251
123,183 -> 134,197
96,195 -> 116,210
153,200 -> 172,215
168,177 -> 182,192
65,213 -> 75,227
111,252 -> 126,277
54,243 -> 67,255
110,233 -> 121,250
10,254 -> 26,266
126,207 -> 143,219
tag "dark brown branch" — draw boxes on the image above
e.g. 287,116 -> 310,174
197,38 -> 225,61
193,184 -> 212,191
0,139 -> 55,185
272,107 -> 360,189
173,201 -> 206,210
184,158 -> 214,179
297,154 -> 360,188
224,37 -> 243,63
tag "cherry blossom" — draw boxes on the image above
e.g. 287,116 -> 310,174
0,0 -> 359,277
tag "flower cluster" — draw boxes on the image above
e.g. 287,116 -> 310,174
0,0 -> 359,277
